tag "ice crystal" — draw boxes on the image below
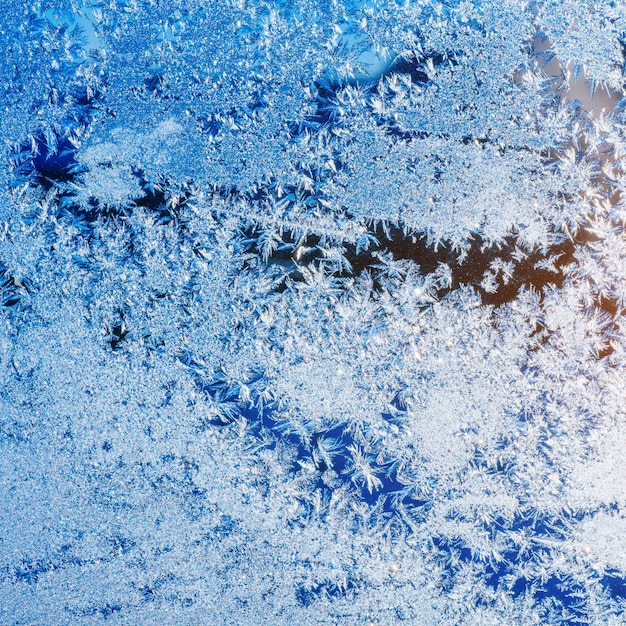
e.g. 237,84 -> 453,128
2,1 -> 626,624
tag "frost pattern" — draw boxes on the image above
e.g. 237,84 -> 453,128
2,1 -> 626,624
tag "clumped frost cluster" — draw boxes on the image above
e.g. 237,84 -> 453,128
3,0 -> 626,624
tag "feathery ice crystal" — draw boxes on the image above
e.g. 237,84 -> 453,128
2,1 -> 626,624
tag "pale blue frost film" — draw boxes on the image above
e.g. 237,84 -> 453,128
2,1 -> 626,624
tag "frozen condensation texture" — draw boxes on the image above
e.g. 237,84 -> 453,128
2,0 -> 626,624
